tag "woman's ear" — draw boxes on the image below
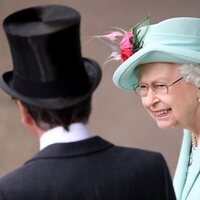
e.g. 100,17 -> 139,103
16,100 -> 33,126
197,88 -> 200,103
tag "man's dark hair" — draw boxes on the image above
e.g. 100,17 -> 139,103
20,96 -> 92,131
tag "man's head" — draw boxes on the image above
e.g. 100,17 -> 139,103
0,5 -> 101,109
1,5 -> 102,134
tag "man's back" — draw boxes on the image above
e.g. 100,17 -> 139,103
0,5 -> 175,200
0,137 -> 175,200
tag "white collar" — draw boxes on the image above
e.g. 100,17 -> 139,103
40,123 -> 92,150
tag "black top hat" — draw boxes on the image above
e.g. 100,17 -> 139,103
0,5 -> 101,109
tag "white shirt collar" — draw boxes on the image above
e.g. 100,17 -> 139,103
40,123 -> 92,150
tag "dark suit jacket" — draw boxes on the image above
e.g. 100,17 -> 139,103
0,136 -> 175,199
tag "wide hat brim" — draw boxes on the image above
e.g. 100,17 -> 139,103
0,58 -> 101,109
113,44 -> 200,91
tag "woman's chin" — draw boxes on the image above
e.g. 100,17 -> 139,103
156,121 -> 175,129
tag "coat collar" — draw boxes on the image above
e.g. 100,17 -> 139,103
181,140 -> 200,200
173,129 -> 191,200
25,136 -> 113,165
173,129 -> 200,200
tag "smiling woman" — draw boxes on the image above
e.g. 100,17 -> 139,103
137,63 -> 199,131
111,17 -> 200,200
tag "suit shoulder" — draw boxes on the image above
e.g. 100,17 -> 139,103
112,145 -> 166,166
114,144 -> 163,157
0,164 -> 29,188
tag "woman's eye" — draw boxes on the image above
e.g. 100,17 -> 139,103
154,83 -> 166,89
140,84 -> 147,89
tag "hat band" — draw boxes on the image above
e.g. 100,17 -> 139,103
144,34 -> 200,51
12,73 -> 90,98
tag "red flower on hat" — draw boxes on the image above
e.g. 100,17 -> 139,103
120,32 -> 133,61
90,16 -> 150,64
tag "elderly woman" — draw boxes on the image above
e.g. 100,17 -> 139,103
111,17 -> 200,200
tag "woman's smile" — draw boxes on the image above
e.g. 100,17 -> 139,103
151,108 -> 172,120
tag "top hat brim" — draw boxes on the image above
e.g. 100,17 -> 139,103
0,58 -> 101,109
113,44 -> 200,91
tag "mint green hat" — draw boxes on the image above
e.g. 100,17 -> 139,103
113,17 -> 200,91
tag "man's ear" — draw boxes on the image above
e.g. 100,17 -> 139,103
16,100 -> 33,126
16,100 -> 43,137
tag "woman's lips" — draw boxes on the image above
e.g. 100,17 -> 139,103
152,108 -> 172,119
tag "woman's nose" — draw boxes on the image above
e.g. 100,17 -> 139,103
142,88 -> 160,107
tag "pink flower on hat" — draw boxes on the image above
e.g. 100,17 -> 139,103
120,32 -> 133,61
89,29 -> 133,64
90,16 -> 150,64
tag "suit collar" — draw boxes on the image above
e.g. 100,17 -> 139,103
26,136 -> 113,164
40,124 -> 92,150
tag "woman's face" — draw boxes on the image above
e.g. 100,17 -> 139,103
137,62 -> 199,130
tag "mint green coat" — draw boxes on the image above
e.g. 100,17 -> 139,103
173,129 -> 200,200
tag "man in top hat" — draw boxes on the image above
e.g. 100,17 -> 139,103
0,5 -> 175,199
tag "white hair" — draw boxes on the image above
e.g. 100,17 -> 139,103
178,63 -> 200,87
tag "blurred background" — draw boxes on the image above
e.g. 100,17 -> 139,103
0,0 -> 199,177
